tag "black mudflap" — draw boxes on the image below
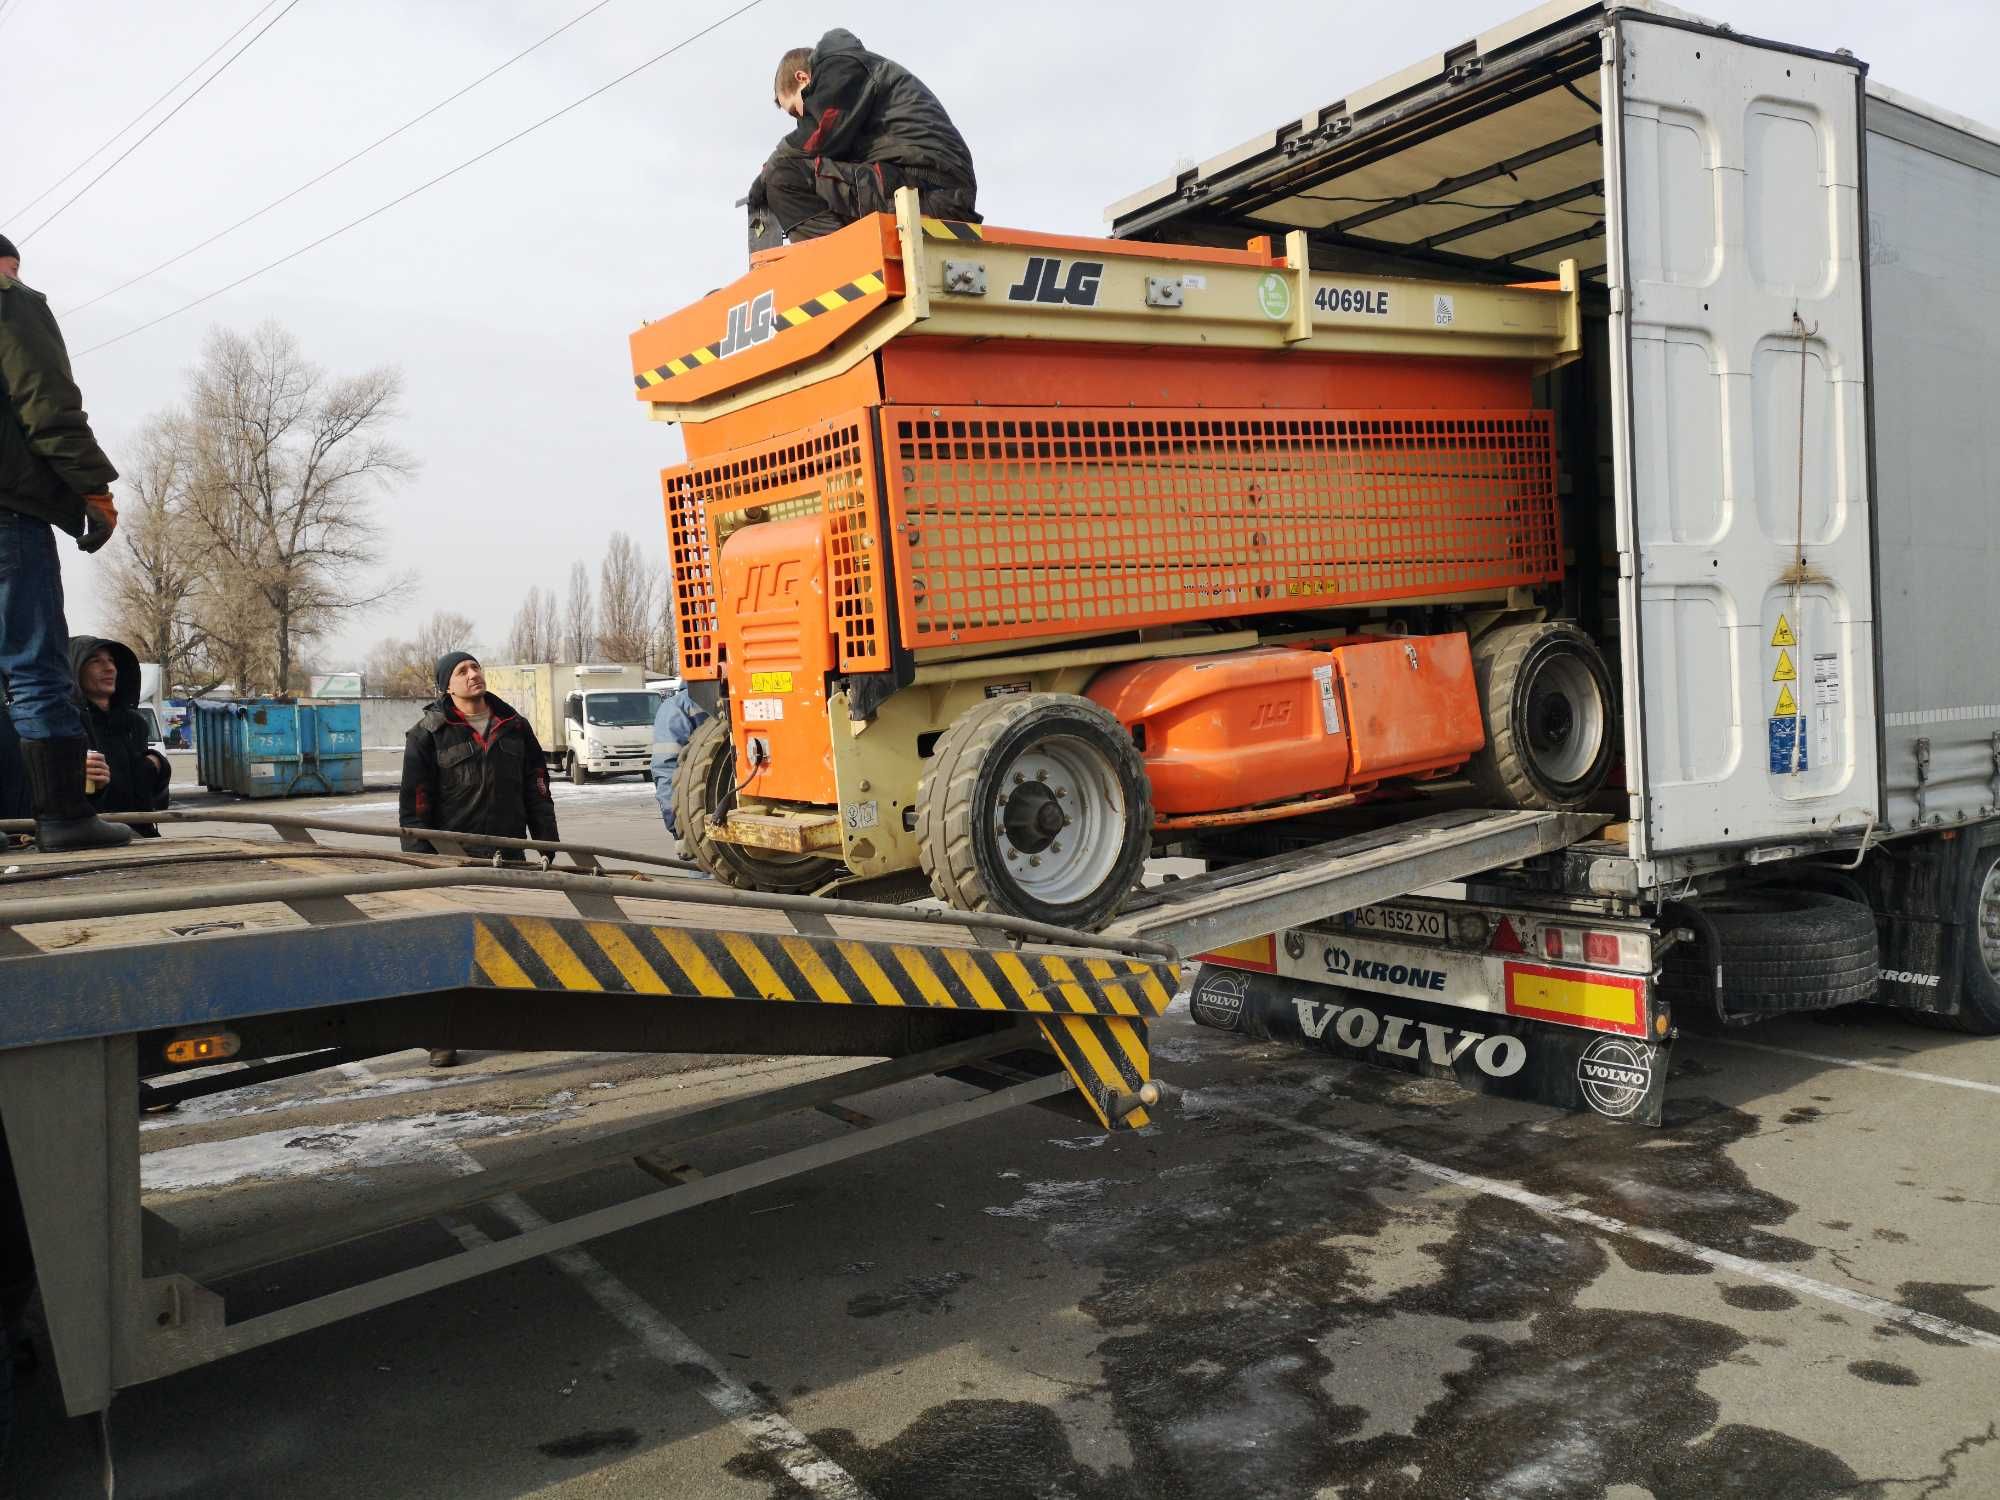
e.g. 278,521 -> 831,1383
1190,965 -> 1669,1125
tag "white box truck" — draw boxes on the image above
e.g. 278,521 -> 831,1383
481,663 -> 656,783
1101,0 -> 2000,1121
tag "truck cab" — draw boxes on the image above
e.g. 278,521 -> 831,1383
561,685 -> 656,783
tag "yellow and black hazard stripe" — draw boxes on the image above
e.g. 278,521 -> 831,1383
634,271 -> 888,389
1035,1014 -> 1154,1130
920,217 -> 985,243
470,915 -> 1176,1017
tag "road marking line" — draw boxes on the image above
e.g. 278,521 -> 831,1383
440,1155 -> 873,1499
1701,1037 -> 2000,1097
1227,1103 -> 2000,1351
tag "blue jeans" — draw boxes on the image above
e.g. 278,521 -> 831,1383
0,509 -> 81,741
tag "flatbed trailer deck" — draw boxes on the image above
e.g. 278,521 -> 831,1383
0,815 -> 1179,1433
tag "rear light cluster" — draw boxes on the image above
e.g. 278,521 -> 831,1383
1491,919 -> 1641,971
1536,928 -> 1632,976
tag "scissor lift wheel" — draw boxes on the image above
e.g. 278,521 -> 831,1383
918,693 -> 1152,930
674,715 -> 840,892
1468,622 -> 1616,811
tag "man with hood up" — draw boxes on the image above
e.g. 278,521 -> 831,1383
70,636 -> 170,836
747,30 -> 978,243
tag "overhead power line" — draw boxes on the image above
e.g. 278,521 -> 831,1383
3,0 -> 284,226
67,0 -> 622,318
18,0 -> 305,245
75,0 -> 769,358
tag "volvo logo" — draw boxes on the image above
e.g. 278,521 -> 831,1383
1577,1036 -> 1655,1119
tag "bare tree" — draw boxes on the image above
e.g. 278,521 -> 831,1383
364,611 -> 477,699
103,414 -> 212,689
562,560 -> 595,663
183,323 -> 417,689
503,585 -> 561,663
596,532 -> 658,665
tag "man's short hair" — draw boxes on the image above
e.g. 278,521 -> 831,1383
773,46 -> 814,100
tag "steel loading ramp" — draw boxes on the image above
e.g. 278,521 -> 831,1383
1105,809 -> 1609,957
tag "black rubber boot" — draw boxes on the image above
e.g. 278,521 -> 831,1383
21,736 -> 132,851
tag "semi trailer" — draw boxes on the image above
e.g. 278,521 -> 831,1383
1093,0 -> 2000,1118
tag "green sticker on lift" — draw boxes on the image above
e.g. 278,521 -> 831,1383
1257,272 -> 1291,321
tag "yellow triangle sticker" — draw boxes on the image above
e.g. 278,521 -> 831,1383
1774,684 -> 1799,717
1772,649 -> 1797,683
1771,615 -> 1797,648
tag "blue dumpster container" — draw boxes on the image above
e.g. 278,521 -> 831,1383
192,700 -> 364,799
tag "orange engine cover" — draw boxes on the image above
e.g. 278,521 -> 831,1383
717,516 -> 837,804
1084,636 -> 1485,816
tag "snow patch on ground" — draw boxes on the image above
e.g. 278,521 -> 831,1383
141,1105 -> 576,1192
982,1178 -> 1115,1221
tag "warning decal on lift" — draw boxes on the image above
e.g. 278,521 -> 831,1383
1771,615 -> 1798,648
1774,683 -> 1799,717
1313,663 -> 1342,736
1772,649 -> 1797,683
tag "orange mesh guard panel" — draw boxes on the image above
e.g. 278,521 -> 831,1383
882,407 -> 1559,649
662,412 -> 887,681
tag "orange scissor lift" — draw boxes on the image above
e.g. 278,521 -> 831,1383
631,189 -> 1608,930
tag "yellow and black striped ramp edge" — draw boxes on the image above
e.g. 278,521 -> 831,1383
634,271 -> 888,388
470,916 -> 1178,1129
920,217 -> 985,242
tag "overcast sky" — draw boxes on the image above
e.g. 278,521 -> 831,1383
4,0 -> 1993,671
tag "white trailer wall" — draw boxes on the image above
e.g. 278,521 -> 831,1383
1863,87 -> 2000,830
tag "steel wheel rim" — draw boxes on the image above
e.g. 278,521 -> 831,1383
1979,860 -> 2000,982
1525,652 -> 1605,788
991,734 -> 1125,905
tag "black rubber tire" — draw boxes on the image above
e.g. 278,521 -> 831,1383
1660,888 -> 1879,1018
568,754 -> 591,786
1926,844 -> 2000,1034
672,714 -> 839,893
1467,622 -> 1616,810
916,693 -> 1152,930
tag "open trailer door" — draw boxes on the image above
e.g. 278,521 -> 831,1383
1604,15 -> 1881,858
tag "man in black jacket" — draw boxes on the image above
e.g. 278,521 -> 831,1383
0,233 -> 130,851
70,636 -> 170,837
749,30 -> 978,242
400,651 -> 560,860
401,652 -> 560,1067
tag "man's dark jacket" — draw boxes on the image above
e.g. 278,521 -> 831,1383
0,274 -> 118,534
399,693 -> 559,856
783,29 -> 975,190
69,636 -> 169,836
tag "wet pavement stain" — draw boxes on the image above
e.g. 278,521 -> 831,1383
847,1270 -> 975,1319
728,1399 -> 1137,1500
732,1082 -> 1869,1500
1362,1093 -> 1816,1271
1897,1281 -> 2000,1338
1721,1284 -> 1801,1312
536,1427 -> 640,1460
1847,1359 -> 1921,1387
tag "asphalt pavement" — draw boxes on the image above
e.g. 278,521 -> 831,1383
8,760 -> 1999,1497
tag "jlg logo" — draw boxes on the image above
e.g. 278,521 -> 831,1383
1006,256 -> 1104,307
737,560 -> 802,614
717,289 -> 777,358
1250,700 -> 1294,729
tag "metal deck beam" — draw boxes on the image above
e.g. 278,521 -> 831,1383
1107,809 -> 1610,955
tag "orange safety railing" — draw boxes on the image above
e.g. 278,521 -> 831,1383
662,415 -> 888,680
879,407 -> 1560,649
